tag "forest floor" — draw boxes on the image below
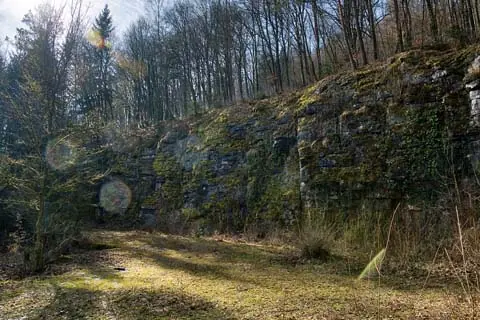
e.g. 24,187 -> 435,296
0,230 -> 478,319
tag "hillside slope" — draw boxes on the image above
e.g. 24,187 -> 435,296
110,46 -> 480,237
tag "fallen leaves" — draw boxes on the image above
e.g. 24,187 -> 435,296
0,230 -> 478,319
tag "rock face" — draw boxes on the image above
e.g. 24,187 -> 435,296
111,46 -> 480,234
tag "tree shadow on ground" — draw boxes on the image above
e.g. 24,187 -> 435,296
44,241 -> 126,281
91,231 -> 370,289
111,230 -> 286,264
109,287 -> 236,320
87,230 -> 467,294
43,231 -> 267,293
115,231 -> 375,273
32,285 -> 237,320
32,285 -> 97,320
124,245 -> 266,288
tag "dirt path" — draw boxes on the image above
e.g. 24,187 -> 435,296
0,230 -> 477,319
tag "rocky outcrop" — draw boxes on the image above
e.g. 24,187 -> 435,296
110,46 -> 480,234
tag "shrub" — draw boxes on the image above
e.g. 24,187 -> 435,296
298,221 -> 336,261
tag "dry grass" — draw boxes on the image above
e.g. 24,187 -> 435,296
297,222 -> 336,261
0,229 -> 478,319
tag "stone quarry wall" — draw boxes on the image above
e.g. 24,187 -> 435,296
110,46 -> 480,234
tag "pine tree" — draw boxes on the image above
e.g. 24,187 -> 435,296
94,5 -> 115,122
94,4 -> 114,47
81,5 -> 115,123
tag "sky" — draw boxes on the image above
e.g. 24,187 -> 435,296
0,0 -> 146,42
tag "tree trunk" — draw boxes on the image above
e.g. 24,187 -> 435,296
424,0 -> 439,42
312,0 -> 322,77
366,0 -> 379,60
354,0 -> 368,65
393,0 -> 404,51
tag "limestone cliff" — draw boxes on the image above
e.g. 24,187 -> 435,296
110,46 -> 480,234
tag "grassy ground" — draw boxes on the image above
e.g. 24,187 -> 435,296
0,230 -> 478,319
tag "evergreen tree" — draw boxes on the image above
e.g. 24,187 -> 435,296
81,5 -> 115,123
94,5 -> 114,41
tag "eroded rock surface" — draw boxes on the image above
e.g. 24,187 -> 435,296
109,46 -> 480,233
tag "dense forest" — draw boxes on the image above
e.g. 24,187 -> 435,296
2,0 -> 480,317
1,0 -> 479,127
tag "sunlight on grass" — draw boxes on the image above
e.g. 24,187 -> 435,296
1,231 -> 477,319
55,270 -> 123,291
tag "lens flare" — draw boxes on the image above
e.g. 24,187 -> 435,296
358,248 -> 386,280
99,180 -> 132,214
46,139 -> 77,170
86,29 -> 112,49
115,52 -> 146,78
